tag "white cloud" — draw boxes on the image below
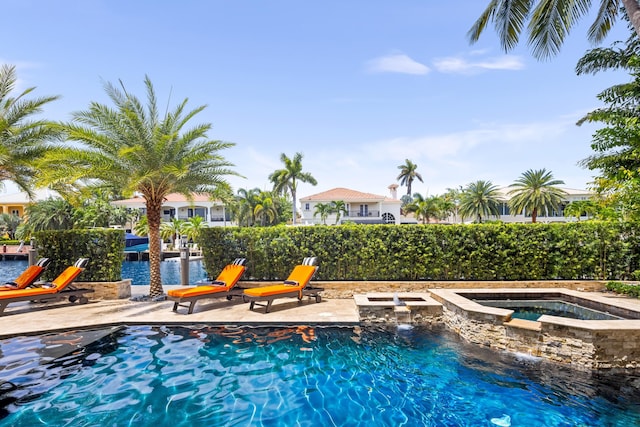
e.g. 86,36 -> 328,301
366,53 -> 430,75
433,54 -> 524,74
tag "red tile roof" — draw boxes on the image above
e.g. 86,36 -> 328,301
300,187 -> 398,202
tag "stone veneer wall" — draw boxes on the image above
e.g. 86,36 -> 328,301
358,305 -> 442,326
539,323 -> 640,369
74,280 -> 132,300
434,295 -> 640,369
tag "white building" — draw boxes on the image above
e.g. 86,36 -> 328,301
299,186 -> 403,225
112,193 -> 232,227
461,187 -> 594,224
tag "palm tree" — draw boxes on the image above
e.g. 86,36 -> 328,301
269,152 -> 317,225
411,196 -> 444,224
160,218 -> 185,249
133,215 -> 149,237
0,213 -> 22,239
468,0 -> 640,60
331,200 -> 348,224
209,182 -> 235,226
235,187 -> 261,226
458,180 -> 503,223
38,76 -> 237,298
182,216 -> 208,243
0,64 -> 61,196
396,159 -> 424,196
313,202 -> 333,225
508,169 -> 567,223
564,200 -> 598,221
254,191 -> 278,226
22,198 -> 76,232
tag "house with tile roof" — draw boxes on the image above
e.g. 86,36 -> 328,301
299,186 -> 403,225
112,193 -> 232,227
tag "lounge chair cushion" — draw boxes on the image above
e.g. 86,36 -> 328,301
244,265 -> 317,297
0,287 -> 59,299
167,264 -> 245,298
168,285 -> 229,298
51,267 -> 84,289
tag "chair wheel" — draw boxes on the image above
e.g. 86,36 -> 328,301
79,297 -> 88,304
69,295 -> 78,303
316,295 -> 322,303
226,295 -> 233,300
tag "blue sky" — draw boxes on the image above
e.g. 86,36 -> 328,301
2,1 -> 632,200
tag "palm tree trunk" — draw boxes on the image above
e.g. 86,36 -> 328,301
291,188 -> 297,225
623,0 -> 640,39
146,200 -> 164,297
531,208 -> 538,224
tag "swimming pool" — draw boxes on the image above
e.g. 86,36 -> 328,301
0,260 -> 209,286
1,325 -> 639,426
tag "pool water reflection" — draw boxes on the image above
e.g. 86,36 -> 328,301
1,325 -> 639,426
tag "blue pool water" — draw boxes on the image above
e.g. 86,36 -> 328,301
121,260 -> 208,285
0,260 -> 208,286
0,325 -> 639,426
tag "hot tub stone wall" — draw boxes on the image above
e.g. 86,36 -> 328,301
358,305 -> 443,325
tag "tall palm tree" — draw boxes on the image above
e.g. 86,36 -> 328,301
0,64 -> 61,196
269,152 -> 317,225
396,159 -> 424,196
331,200 -> 348,224
468,0 -> 640,60
313,202 -> 333,225
458,180 -> 503,223
508,169 -> 567,223
38,76 -> 237,298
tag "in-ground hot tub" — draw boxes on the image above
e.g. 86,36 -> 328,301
428,288 -> 640,369
354,293 -> 442,325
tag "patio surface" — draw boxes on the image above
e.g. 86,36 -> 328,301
0,285 -> 359,338
3,284 -> 640,339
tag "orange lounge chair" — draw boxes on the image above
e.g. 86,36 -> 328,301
0,257 -> 51,291
168,258 -> 247,314
243,257 -> 323,313
0,258 -> 93,316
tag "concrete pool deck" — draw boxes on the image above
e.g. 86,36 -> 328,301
0,285 -> 360,338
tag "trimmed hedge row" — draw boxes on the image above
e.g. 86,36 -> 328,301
34,229 -> 125,282
198,222 -> 640,281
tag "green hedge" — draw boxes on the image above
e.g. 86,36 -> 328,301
198,221 -> 640,281
34,229 -> 125,282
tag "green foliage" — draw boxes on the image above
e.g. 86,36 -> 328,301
34,228 -> 125,282
199,221 -> 640,281
606,281 -> 640,298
